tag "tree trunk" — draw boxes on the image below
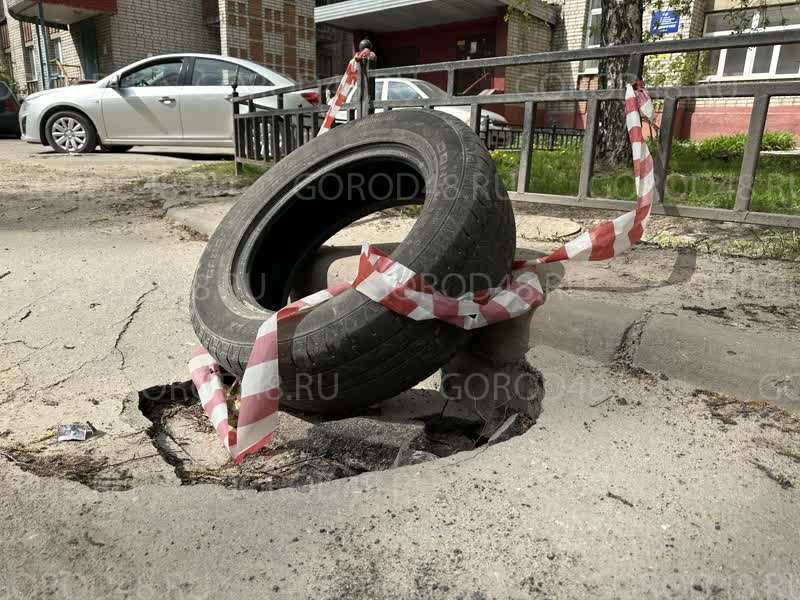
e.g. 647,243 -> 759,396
596,0 -> 643,167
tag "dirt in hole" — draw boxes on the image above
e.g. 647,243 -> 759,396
137,379 -> 538,492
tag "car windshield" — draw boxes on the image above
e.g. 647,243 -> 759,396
412,80 -> 447,99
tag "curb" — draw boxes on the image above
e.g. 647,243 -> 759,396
533,294 -> 800,413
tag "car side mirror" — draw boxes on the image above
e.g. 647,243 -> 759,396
109,76 -> 120,90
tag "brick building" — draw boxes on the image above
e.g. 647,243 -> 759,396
1,0 -> 316,95
316,0 -> 800,139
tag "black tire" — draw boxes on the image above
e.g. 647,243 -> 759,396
45,110 -> 97,154
191,110 -> 515,414
101,144 -> 133,153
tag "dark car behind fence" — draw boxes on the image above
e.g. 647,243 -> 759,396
231,30 -> 800,229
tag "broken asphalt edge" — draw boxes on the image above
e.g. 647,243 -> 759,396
534,294 -> 799,413
168,203 -> 800,415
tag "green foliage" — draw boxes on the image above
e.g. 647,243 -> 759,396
492,149 -> 585,197
695,134 -> 747,160
695,131 -> 796,160
761,131 -> 798,152
492,136 -> 800,216
643,50 -> 714,87
0,58 -> 19,96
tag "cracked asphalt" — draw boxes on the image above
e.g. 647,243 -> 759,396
1,139 -> 799,599
0,140 -> 229,485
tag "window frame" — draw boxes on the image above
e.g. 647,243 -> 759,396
118,57 -> 187,89
385,79 -> 425,101
703,6 -> 800,81
581,0 -> 603,74
187,57 -> 273,87
23,45 -> 37,84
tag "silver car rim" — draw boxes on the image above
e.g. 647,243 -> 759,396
52,117 -> 87,152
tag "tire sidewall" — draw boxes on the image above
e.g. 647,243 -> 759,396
194,111 -> 470,338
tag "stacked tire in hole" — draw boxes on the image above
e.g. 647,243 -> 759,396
191,110 -> 516,414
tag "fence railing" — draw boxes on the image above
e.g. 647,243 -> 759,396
231,30 -> 800,229
490,124 -> 585,152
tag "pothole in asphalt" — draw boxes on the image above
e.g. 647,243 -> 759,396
137,368 -> 544,492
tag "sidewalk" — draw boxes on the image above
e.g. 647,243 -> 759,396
168,198 -> 800,413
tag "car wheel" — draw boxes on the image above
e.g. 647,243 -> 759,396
191,109 -> 516,414
100,145 -> 133,153
45,111 -> 97,154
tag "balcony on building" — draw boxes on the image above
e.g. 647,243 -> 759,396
7,0 -> 117,27
315,0 -> 526,33
315,0 -> 554,101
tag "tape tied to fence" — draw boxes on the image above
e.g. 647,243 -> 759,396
318,48 -> 374,135
191,70 -> 657,464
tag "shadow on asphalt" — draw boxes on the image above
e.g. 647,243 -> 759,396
125,150 -> 233,161
27,148 -> 234,162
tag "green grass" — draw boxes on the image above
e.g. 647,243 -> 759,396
492,143 -> 800,215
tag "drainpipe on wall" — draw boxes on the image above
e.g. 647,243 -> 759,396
34,20 -> 46,89
37,1 -> 51,89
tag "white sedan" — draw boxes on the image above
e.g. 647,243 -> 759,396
19,53 -> 315,153
340,77 -> 508,129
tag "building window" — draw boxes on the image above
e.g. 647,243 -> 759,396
704,4 -> 800,80
582,0 -> 602,73
0,20 -> 10,50
2,51 -> 12,81
24,45 -> 37,83
21,22 -> 33,43
50,37 -> 64,86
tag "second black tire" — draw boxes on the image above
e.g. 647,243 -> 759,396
191,109 -> 516,414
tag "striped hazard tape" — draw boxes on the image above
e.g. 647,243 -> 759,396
318,48 -> 374,135
191,79 -> 657,465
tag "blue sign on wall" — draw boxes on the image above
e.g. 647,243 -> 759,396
650,10 -> 681,34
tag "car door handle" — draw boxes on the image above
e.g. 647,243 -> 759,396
159,96 -> 176,105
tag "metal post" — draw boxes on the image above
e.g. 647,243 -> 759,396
270,93 -> 283,163
357,38 -> 373,119
34,23 -> 46,89
736,94 -> 770,212
231,81 -> 240,175
296,113 -> 305,148
37,3 -> 52,89
627,53 -> 644,80
578,98 -> 599,199
470,104 -> 482,137
517,101 -> 537,193
654,96 -> 678,205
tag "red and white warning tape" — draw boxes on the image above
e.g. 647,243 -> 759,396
317,48 -> 373,135
192,72 -> 656,464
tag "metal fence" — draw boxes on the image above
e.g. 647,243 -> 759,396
232,30 -> 800,229
490,124 -> 585,152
